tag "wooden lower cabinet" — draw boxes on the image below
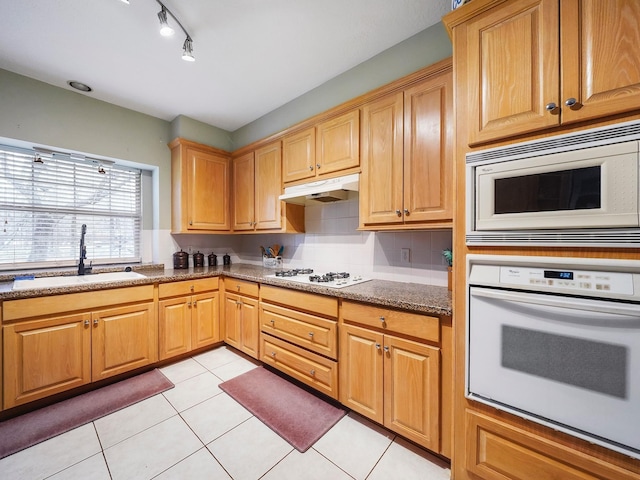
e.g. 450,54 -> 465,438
223,292 -> 259,359
3,289 -> 157,408
260,333 -> 338,400
158,278 -> 220,360
466,410 -> 640,480
340,323 -> 440,452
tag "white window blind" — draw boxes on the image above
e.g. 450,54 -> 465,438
0,145 -> 141,269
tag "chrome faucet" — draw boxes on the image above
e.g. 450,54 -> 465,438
78,224 -> 92,275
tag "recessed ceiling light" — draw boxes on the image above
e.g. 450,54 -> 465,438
67,81 -> 92,92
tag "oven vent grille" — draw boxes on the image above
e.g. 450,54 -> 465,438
467,120 -> 640,165
466,229 -> 640,247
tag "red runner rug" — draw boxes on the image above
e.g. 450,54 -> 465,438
0,369 -> 173,459
220,367 -> 346,452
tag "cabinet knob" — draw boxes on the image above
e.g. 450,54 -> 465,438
189,220 -> 193,226
309,165 -> 314,171
190,285 -> 194,291
565,97 -> 578,107
316,163 -> 321,169
395,209 -> 402,217
545,102 -> 557,111
383,346 -> 390,353
309,369 -> 315,376
93,319 -> 99,325
271,351 -> 276,357
379,316 -> 385,323
375,343 -> 381,350
84,320 -> 90,326
188,301 -> 192,307
403,208 -> 410,216
236,285 -> 241,291
270,319 -> 275,325
193,300 -> 197,307
308,332 -> 314,338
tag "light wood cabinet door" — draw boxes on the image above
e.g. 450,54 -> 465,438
232,151 -> 255,231
283,127 -> 316,183
3,313 -> 92,408
360,92 -> 405,225
339,324 -> 384,424
170,138 -> 230,233
403,70 -> 453,223
91,302 -> 157,381
465,0 -> 559,144
316,110 -> 360,175
224,292 -> 259,359
560,0 -> 640,125
384,335 -> 440,452
158,297 -> 192,360
185,147 -> 230,231
239,296 -> 259,359
192,291 -> 220,350
254,141 -> 282,230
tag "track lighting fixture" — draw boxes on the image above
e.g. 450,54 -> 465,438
155,1 -> 195,61
157,6 -> 174,37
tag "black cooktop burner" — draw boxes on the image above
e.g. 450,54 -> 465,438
309,272 -> 350,283
275,268 -> 314,277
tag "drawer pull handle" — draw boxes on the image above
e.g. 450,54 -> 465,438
375,343 -> 381,350
308,332 -> 314,338
310,369 -> 315,376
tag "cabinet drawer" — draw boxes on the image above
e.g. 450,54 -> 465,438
158,277 -> 218,298
224,278 -> 259,298
260,285 -> 338,318
260,333 -> 338,400
260,303 -> 337,359
342,301 -> 440,343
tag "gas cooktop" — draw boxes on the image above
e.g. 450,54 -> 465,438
268,268 -> 371,289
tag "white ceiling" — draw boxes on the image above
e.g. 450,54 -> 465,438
0,0 -> 450,132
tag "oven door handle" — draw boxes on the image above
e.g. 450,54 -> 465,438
470,287 -> 640,325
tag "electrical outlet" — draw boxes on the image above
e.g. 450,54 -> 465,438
400,248 -> 411,265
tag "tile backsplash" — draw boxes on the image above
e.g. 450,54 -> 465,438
152,198 -> 452,286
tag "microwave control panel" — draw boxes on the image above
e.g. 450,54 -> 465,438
498,266 -> 634,296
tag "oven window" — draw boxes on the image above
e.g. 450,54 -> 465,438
494,166 -> 601,214
501,325 -> 627,398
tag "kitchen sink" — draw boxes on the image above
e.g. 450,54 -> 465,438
12,271 -> 147,290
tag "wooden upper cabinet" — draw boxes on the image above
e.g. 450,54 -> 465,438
560,0 -> 640,124
283,109 -> 360,185
283,127 -> 316,183
316,109 -> 360,175
456,0 -> 640,145
232,151 -> 255,231
231,141 -> 302,233
170,138 -> 230,233
360,66 -> 453,229
254,142 -> 282,230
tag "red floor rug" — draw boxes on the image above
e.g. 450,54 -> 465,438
220,367 -> 346,452
0,369 -> 173,459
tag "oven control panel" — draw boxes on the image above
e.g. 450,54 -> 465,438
499,266 -> 634,296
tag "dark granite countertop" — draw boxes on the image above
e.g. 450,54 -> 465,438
0,263 -> 452,317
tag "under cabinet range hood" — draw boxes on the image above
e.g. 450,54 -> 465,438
279,173 -> 359,205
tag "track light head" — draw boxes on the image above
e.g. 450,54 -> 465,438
158,7 -> 174,36
182,37 -> 195,62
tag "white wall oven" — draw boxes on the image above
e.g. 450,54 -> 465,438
467,255 -> 640,459
466,120 -> 640,247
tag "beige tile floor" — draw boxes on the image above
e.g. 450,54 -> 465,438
0,346 -> 451,480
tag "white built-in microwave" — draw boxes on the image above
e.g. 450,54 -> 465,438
466,121 -> 640,247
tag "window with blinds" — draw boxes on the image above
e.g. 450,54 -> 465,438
0,144 -> 141,270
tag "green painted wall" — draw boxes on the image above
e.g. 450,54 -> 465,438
231,22 -> 452,149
